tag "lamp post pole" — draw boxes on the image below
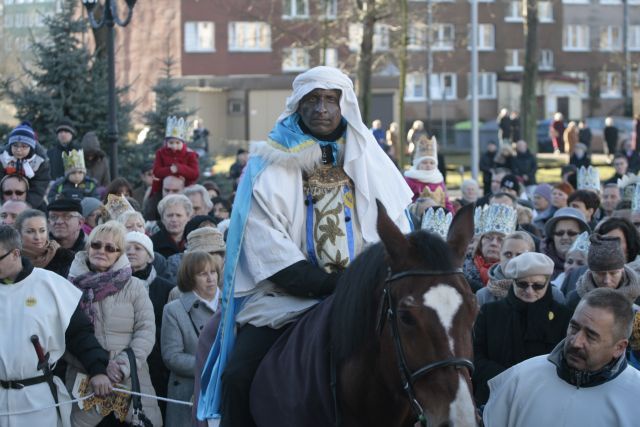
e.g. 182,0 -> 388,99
82,0 -> 137,179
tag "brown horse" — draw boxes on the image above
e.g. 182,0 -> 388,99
251,202 -> 478,427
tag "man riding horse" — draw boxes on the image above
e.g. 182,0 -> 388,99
198,66 -> 413,426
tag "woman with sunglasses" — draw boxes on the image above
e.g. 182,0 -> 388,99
542,207 -> 591,279
472,252 -> 571,405
67,221 -> 162,426
14,209 -> 74,278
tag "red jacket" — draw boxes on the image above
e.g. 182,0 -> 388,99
151,143 -> 199,193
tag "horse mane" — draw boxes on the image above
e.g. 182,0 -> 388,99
329,230 -> 457,364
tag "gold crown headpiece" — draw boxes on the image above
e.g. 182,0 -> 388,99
62,149 -> 86,175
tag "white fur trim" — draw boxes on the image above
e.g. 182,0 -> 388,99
404,167 -> 444,184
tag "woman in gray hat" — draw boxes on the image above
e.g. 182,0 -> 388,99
473,252 -> 571,405
543,207 -> 591,279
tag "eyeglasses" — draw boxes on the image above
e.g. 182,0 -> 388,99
89,241 -> 120,253
553,230 -> 579,237
48,214 -> 81,223
515,281 -> 547,291
3,190 -> 25,197
0,249 -> 15,261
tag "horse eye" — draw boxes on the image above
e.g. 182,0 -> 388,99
399,310 -> 416,326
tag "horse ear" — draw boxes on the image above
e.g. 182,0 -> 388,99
446,202 -> 475,268
376,199 -> 409,268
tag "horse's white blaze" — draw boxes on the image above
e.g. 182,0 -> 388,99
422,284 -> 462,353
449,375 -> 476,426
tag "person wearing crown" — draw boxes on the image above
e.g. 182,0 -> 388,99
0,122 -> 50,210
151,116 -> 200,195
48,149 -> 98,202
403,135 -> 453,211
198,66 -> 412,426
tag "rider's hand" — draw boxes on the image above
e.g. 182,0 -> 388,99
89,374 -> 112,397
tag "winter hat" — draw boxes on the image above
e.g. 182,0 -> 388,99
81,132 -> 104,155
47,198 -> 82,214
500,174 -> 521,194
8,122 -> 37,150
125,231 -> 154,260
186,226 -> 226,254
504,252 -> 555,280
184,215 -> 217,240
588,234 -> 625,272
56,118 -> 77,136
412,135 -> 438,167
81,197 -> 103,218
534,183 -> 553,204
553,182 -> 574,197
544,207 -> 590,238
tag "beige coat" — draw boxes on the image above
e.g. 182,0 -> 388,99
66,251 -> 163,426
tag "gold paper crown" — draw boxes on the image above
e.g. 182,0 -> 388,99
577,166 -> 600,192
421,207 -> 452,240
165,116 -> 190,141
474,203 -> 517,236
105,194 -> 134,220
413,135 -> 438,164
62,149 -> 86,175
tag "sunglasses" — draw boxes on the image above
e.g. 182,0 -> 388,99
3,190 -> 25,197
90,241 -> 120,253
0,249 -> 15,261
515,281 -> 546,291
553,230 -> 579,237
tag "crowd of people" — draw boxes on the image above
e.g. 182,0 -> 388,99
2,66 -> 640,427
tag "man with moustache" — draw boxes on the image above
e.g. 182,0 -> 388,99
484,288 -> 640,426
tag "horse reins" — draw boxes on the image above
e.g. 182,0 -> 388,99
377,268 -> 475,427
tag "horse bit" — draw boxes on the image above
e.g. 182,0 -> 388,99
376,268 -> 475,427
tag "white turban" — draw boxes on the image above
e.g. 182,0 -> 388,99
277,67 -> 412,241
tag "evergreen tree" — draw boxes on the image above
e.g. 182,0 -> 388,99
1,0 -> 132,151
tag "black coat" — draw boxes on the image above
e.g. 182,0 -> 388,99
151,224 -> 185,258
569,154 -> 591,169
472,286 -> 570,404
479,150 -> 496,194
47,141 -> 81,181
512,150 -> 537,185
44,247 -> 75,278
604,126 -> 619,153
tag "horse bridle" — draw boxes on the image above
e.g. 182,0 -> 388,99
376,268 -> 475,427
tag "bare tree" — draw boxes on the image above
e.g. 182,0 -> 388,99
521,0 -> 538,152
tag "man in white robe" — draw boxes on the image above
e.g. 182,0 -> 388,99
484,287 -> 640,427
0,225 -> 112,427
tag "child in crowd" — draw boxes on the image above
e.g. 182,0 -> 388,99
48,149 -> 98,202
151,116 -> 199,195
0,122 -> 50,208
404,134 -> 453,211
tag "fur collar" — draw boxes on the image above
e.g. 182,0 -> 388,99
576,266 -> 640,302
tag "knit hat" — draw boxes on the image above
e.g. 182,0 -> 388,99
125,231 -> 154,260
534,183 -> 553,204
553,182 -> 574,197
56,118 -> 77,136
588,234 -> 625,272
500,174 -> 521,194
186,226 -> 226,254
504,252 -> 555,279
81,131 -> 104,155
8,122 -> 37,149
544,207 -> 590,238
81,197 -> 103,218
47,198 -> 82,214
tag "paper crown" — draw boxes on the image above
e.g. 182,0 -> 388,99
577,166 -> 601,192
618,174 -> 640,202
474,203 -> 517,236
62,149 -> 86,175
568,231 -> 590,254
421,208 -> 452,240
104,194 -> 134,220
413,135 -> 438,165
165,116 -> 190,142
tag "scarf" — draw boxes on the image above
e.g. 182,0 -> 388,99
487,263 -> 512,298
22,240 -> 60,269
0,151 -> 36,178
403,167 -> 444,184
576,266 -> 640,302
132,262 -> 156,292
474,254 -> 495,285
71,259 -> 132,325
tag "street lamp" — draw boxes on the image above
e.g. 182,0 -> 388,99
82,0 -> 137,179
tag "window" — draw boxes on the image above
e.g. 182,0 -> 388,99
505,2 -> 523,22
320,47 -> 338,67
430,73 -> 457,100
600,71 -> 622,98
505,49 -> 524,71
432,23 -> 455,50
228,22 -> 271,52
539,2 -> 554,23
283,0 -> 309,19
600,26 -> 622,51
405,72 -> 426,100
630,25 -> 640,51
564,71 -> 589,98
323,0 -> 337,19
600,0 -> 621,4
184,22 -> 215,53
476,24 -> 495,51
282,48 -> 309,71
348,23 -> 391,52
468,72 -> 497,99
539,49 -> 554,70
408,23 -> 428,50
563,25 -> 590,51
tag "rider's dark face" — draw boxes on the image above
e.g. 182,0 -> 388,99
297,89 -> 342,138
